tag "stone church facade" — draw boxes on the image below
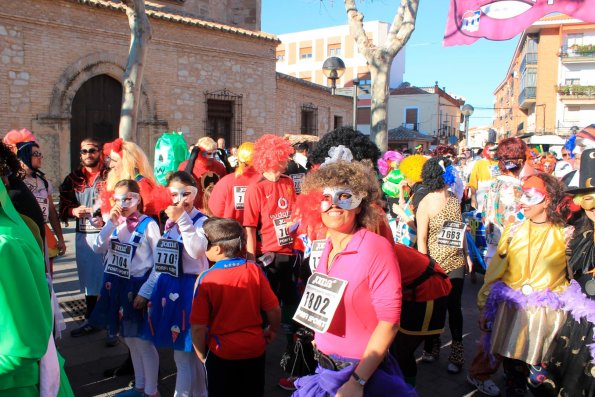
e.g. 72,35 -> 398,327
0,0 -> 351,186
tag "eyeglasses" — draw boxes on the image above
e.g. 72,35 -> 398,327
80,148 -> 99,155
562,153 -> 570,158
31,151 -> 43,158
444,155 -> 454,159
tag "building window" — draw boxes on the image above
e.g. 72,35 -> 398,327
565,78 -> 580,85
299,47 -> 312,60
276,51 -> 285,62
328,43 -> 341,56
564,105 -> 581,122
405,108 -> 418,130
334,116 -> 343,129
204,89 -> 243,147
301,103 -> 318,135
567,33 -> 584,47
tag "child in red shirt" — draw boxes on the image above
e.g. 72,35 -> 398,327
190,217 -> 280,397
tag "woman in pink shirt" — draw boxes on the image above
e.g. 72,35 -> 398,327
293,160 -> 416,397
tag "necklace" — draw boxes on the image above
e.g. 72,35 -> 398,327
530,219 -> 547,225
522,222 -> 552,296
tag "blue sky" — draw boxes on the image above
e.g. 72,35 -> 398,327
261,0 -> 520,128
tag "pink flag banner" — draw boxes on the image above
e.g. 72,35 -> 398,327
444,0 -> 595,47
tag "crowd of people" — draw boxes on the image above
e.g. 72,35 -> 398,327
1,124 -> 595,397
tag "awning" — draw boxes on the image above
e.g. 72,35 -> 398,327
523,134 -> 565,146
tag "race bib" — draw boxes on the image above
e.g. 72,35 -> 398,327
293,272 -> 348,333
104,241 -> 133,279
233,186 -> 247,210
77,217 -> 101,234
36,196 -> 49,221
154,239 -> 181,277
273,216 -> 293,246
290,173 -> 305,194
309,240 -> 327,272
437,221 -> 466,248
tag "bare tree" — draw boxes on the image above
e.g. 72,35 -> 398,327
345,0 -> 419,151
119,0 -> 152,141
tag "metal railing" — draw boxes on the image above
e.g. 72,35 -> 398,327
560,45 -> 595,59
558,84 -> 595,97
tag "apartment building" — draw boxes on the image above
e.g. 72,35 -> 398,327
275,21 -> 406,88
493,15 -> 595,138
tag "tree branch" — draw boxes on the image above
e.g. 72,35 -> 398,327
384,0 -> 419,57
344,0 -> 376,62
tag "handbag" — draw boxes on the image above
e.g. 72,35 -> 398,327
279,327 -> 316,377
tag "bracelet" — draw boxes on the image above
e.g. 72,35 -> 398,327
351,371 -> 366,386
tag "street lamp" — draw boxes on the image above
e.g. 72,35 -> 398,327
322,56 -> 346,95
461,104 -> 474,141
352,78 -> 359,129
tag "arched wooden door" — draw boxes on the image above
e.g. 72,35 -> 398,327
70,74 -> 122,171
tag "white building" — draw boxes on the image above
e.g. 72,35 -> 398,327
275,21 -> 406,89
381,83 -> 464,145
556,24 -> 595,134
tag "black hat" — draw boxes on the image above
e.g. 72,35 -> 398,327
567,148 -> 595,194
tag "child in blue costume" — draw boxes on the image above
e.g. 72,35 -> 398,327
91,179 -> 161,397
145,171 -> 209,396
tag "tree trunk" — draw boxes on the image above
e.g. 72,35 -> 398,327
119,0 -> 152,141
369,60 -> 390,152
344,0 -> 419,151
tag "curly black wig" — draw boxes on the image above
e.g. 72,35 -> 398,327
0,141 -> 25,180
421,156 -> 452,193
308,127 -> 381,167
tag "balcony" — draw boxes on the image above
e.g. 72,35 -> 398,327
520,52 -> 538,72
560,45 -> 595,63
558,84 -> 595,104
519,87 -> 536,109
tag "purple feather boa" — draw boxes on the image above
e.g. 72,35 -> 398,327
482,280 -> 595,364
558,280 -> 595,363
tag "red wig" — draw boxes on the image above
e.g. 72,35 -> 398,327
104,138 -> 124,157
253,134 -> 294,173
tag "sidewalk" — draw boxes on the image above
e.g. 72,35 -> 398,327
54,227 -> 504,396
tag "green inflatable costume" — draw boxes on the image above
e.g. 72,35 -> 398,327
0,179 -> 73,396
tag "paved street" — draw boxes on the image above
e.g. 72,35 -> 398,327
54,226 -> 505,396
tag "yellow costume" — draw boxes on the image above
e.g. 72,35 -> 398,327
478,221 -> 569,364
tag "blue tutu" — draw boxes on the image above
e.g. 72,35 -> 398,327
145,273 -> 197,352
90,270 -> 150,337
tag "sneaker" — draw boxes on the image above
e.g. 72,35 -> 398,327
114,388 -> 144,397
467,374 -> 501,396
278,376 -> 298,391
447,362 -> 462,374
106,334 -> 119,347
70,323 -> 99,337
420,351 -> 436,363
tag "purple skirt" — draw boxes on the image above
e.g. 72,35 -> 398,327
292,352 -> 418,397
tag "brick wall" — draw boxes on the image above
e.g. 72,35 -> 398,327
0,0 -> 349,189
275,76 -> 352,136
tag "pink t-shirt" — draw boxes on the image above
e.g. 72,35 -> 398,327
314,229 -> 402,360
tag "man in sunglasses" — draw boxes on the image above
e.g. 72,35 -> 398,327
59,138 -> 111,340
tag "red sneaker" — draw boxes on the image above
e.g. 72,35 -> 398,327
278,377 -> 298,391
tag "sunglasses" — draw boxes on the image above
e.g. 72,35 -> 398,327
31,151 -> 43,158
562,153 -> 570,158
444,155 -> 454,159
80,148 -> 99,155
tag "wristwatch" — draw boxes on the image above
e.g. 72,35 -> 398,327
351,371 -> 367,386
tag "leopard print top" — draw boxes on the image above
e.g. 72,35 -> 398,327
427,192 -> 465,274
